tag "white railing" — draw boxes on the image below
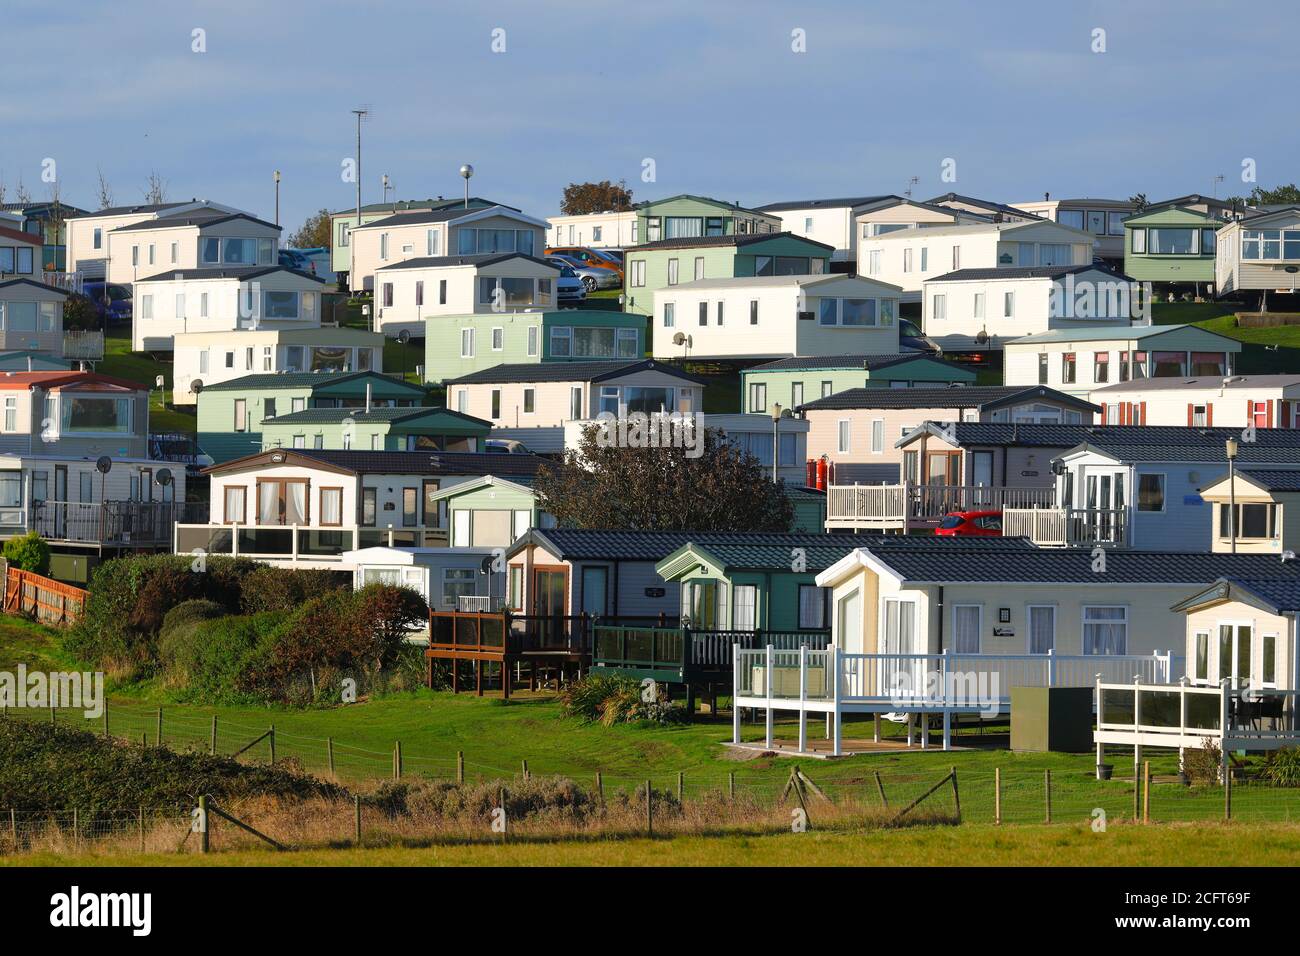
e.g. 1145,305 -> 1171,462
1095,679 -> 1300,756
826,482 -> 1056,529
736,647 -> 1176,709
458,595 -> 494,612
1005,508 -> 1127,547
40,271 -> 84,295
174,522 -> 448,563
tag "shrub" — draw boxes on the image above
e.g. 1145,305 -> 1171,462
1183,737 -> 1224,787
1261,747 -> 1300,787
2,531 -> 50,575
559,673 -> 686,726
174,611 -> 288,701
367,776 -> 599,825
354,584 -> 429,667
238,565 -> 348,615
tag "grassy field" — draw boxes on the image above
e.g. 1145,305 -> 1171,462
1149,300 -> 1300,374
14,821 -> 1300,867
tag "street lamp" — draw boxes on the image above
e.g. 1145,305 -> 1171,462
460,164 -> 474,208
1225,437 -> 1239,553
382,173 -> 392,212
771,403 -> 783,484
273,170 -> 281,226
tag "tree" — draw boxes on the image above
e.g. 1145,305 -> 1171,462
288,208 -> 332,249
142,171 -> 167,205
95,167 -> 115,210
560,180 -> 633,216
1128,193 -> 1147,213
3,532 -> 50,575
535,424 -> 794,532
1224,184 -> 1300,208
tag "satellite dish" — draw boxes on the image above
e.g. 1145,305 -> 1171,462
155,375 -> 165,389
190,379 -> 204,395
975,329 -> 989,345
479,555 -> 495,574
95,455 -> 112,474
155,468 -> 173,487
672,332 -> 686,346
398,329 -> 410,344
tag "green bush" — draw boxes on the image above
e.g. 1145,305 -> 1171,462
559,673 -> 686,726
157,599 -> 229,680
2,531 -> 50,575
1261,747 -> 1300,787
173,611 -> 288,702
238,565 -> 348,615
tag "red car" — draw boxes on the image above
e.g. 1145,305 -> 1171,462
935,510 -> 1003,536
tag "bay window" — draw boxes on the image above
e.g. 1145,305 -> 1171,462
62,396 -> 132,434
1148,228 -> 1195,255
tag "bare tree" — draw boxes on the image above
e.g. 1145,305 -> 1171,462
95,167 -> 115,210
142,171 -> 167,205
13,178 -> 31,205
0,175 -> 7,205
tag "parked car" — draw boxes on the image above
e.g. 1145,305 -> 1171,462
484,438 -> 532,455
545,246 -> 623,281
547,255 -> 619,292
279,249 -> 316,274
81,281 -> 132,322
899,318 -> 940,354
934,510 -> 1003,536
552,262 -> 587,303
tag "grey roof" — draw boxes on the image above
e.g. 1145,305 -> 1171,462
207,448 -> 545,478
111,212 -> 279,233
512,528 -> 1040,563
633,193 -> 776,217
927,264 -> 1131,283
135,266 -> 322,284
203,370 -> 424,393
375,253 -> 554,272
799,384 -> 1097,413
1092,374 -> 1300,393
354,203 -> 523,230
329,197 -> 501,217
262,406 -> 490,428
65,201 -> 195,219
1073,441 -> 1300,465
1007,324 -> 1240,345
1233,469 -> 1300,493
748,352 -> 965,373
900,422 -> 1300,451
754,195 -> 894,213
445,359 -> 706,386
869,548 -> 1300,586
927,193 -> 1047,220
0,278 -> 68,296
624,231 -> 834,253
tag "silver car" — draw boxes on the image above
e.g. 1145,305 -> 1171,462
550,261 -> 587,302
549,255 -> 618,292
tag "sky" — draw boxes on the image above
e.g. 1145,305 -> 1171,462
2,0 -> 1296,235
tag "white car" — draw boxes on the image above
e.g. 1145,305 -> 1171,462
552,262 -> 587,302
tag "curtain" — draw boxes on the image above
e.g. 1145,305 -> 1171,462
286,483 -> 307,525
952,606 -> 980,654
320,489 -> 341,525
1029,606 -> 1055,654
259,483 -> 278,525
798,586 -> 825,629
1083,607 -> 1126,655
733,586 -> 756,632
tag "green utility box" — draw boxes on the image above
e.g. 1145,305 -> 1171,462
1010,686 -> 1094,753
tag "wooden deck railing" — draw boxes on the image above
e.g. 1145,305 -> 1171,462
428,610 -> 593,657
592,625 -> 831,674
1004,508 -> 1127,547
3,567 -> 88,626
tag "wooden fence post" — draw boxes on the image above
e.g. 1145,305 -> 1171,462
210,715 -> 217,755
521,759 -> 529,781
677,771 -> 684,803
728,771 -> 735,800
994,767 -> 1001,825
874,770 -> 888,808
327,738 -> 335,779
198,795 -> 209,854
595,771 -> 603,801
1142,760 -> 1151,824
354,795 -> 362,846
645,780 -> 653,835
156,708 -> 162,747
138,808 -> 144,853
457,751 -> 464,785
269,725 -> 275,765
949,766 -> 960,822
102,702 -> 108,738
394,741 -> 402,781
1044,769 -> 1052,823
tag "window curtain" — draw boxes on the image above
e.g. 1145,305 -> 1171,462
285,483 -> 307,525
1083,607 -> 1126,655
1028,606 -> 1055,654
320,490 -> 341,525
952,606 -> 980,654
258,483 -> 278,525
798,586 -> 825,629
733,586 -> 757,632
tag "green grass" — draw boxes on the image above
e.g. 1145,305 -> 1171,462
16,821 -> 1300,867
94,323 -> 196,435
1149,300 -> 1300,373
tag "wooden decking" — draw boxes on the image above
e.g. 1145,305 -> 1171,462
425,610 -> 591,698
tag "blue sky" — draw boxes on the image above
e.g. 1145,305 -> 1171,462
2,0 -> 1294,234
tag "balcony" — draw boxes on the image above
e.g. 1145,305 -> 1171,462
1004,508 -> 1127,548
592,625 -> 830,684
62,330 -> 104,361
9,500 -> 202,549
825,482 -> 1056,532
173,522 -> 449,566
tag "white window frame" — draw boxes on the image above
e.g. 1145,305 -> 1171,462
837,419 -> 851,454
1081,605 -> 1128,656
951,604 -> 982,654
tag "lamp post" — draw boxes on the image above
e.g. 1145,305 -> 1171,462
771,403 -> 783,484
273,170 -> 281,226
1226,437 -> 1239,553
351,109 -> 369,235
382,174 -> 392,212
460,164 -> 474,208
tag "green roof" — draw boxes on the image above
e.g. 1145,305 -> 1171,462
261,406 -> 490,431
204,371 -> 426,393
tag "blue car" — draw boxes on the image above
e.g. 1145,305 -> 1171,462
81,281 -> 132,322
